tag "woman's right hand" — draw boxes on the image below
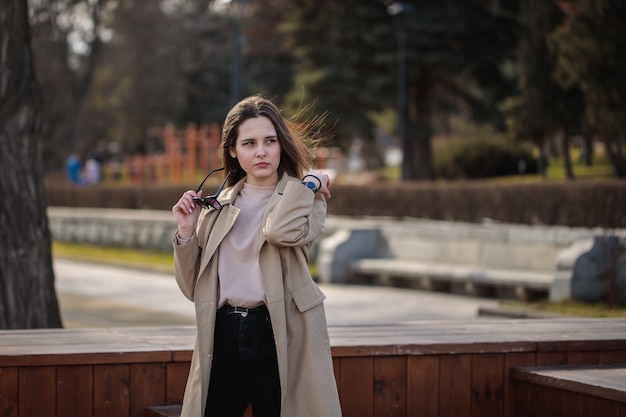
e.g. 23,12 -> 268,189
172,190 -> 202,238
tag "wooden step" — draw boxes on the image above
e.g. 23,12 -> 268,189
512,363 -> 626,416
145,404 -> 253,417
144,404 -> 181,417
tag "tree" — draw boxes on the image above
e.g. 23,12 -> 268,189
29,0 -> 118,167
550,0 -> 626,178
283,0 -> 396,167
504,0 -> 584,179
0,1 -> 63,329
283,0 -> 519,180
402,0 -> 519,180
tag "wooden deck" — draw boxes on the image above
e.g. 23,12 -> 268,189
1,318 -> 626,417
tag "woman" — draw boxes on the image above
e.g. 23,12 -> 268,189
172,95 -> 342,417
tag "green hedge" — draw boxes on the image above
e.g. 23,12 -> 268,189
45,179 -> 626,228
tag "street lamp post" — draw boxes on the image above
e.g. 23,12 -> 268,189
387,2 -> 414,181
228,0 -> 250,106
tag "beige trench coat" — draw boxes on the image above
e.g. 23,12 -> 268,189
173,174 -> 342,417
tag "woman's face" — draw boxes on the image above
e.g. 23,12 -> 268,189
229,116 -> 281,186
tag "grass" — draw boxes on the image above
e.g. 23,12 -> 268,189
501,299 -> 626,318
380,148 -> 614,183
52,241 -> 318,276
52,241 -> 174,272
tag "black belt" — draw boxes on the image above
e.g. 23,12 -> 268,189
220,304 -> 267,318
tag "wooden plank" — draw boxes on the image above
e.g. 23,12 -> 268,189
562,390 -> 621,416
503,352 -> 536,417
94,364 -> 130,417
513,380 -> 532,417
4,320 -> 626,365
130,363 -> 166,417
407,355 -> 439,417
171,350 -> 192,362
166,362 -> 189,404
373,356 -> 406,417
333,357 -> 342,394
568,351 -> 599,365
533,385 -> 564,417
57,365 -> 93,417
339,357 -> 374,417
0,367 -> 18,417
599,350 -> 626,364
536,351 -> 568,366
2,351 -> 174,368
562,391 -> 585,417
439,354 -> 471,417
472,353 -> 504,417
538,339 -> 626,354
19,366 -> 56,417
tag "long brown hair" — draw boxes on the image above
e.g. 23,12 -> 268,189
219,95 -> 325,186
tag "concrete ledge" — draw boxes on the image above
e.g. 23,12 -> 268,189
48,207 -> 177,252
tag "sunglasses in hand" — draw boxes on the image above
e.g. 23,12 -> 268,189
193,167 -> 234,210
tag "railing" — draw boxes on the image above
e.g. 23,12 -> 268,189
2,318 -> 626,417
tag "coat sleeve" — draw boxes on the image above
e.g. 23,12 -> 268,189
173,233 -> 201,301
264,180 -> 327,249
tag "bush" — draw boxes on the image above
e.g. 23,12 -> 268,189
435,138 -> 537,179
45,179 -> 626,228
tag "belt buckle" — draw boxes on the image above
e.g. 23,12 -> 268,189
233,307 -> 248,318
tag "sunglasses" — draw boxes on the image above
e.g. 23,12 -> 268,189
192,167 -> 233,210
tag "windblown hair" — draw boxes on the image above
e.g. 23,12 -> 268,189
219,95 -> 326,186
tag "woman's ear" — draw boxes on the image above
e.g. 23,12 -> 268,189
229,146 -> 237,159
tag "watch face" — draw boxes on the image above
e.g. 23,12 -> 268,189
305,181 -> 317,190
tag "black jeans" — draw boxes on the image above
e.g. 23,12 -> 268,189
205,305 -> 281,417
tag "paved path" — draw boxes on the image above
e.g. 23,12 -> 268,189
54,258 -> 501,328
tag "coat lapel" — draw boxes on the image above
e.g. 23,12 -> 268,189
196,181 -> 243,279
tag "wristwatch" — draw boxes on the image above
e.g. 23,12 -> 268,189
302,180 -> 319,192
302,173 -> 322,193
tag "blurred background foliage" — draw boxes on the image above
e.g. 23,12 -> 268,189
29,0 -> 626,181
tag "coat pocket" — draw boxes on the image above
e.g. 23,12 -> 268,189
290,281 -> 326,312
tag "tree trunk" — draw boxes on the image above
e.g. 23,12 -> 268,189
405,67 -> 434,180
582,134 -> 594,166
68,0 -> 105,154
0,2 -> 63,328
603,135 -> 626,178
560,129 -> 574,180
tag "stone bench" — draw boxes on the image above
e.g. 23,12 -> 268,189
317,217 -> 617,301
349,258 -> 554,300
